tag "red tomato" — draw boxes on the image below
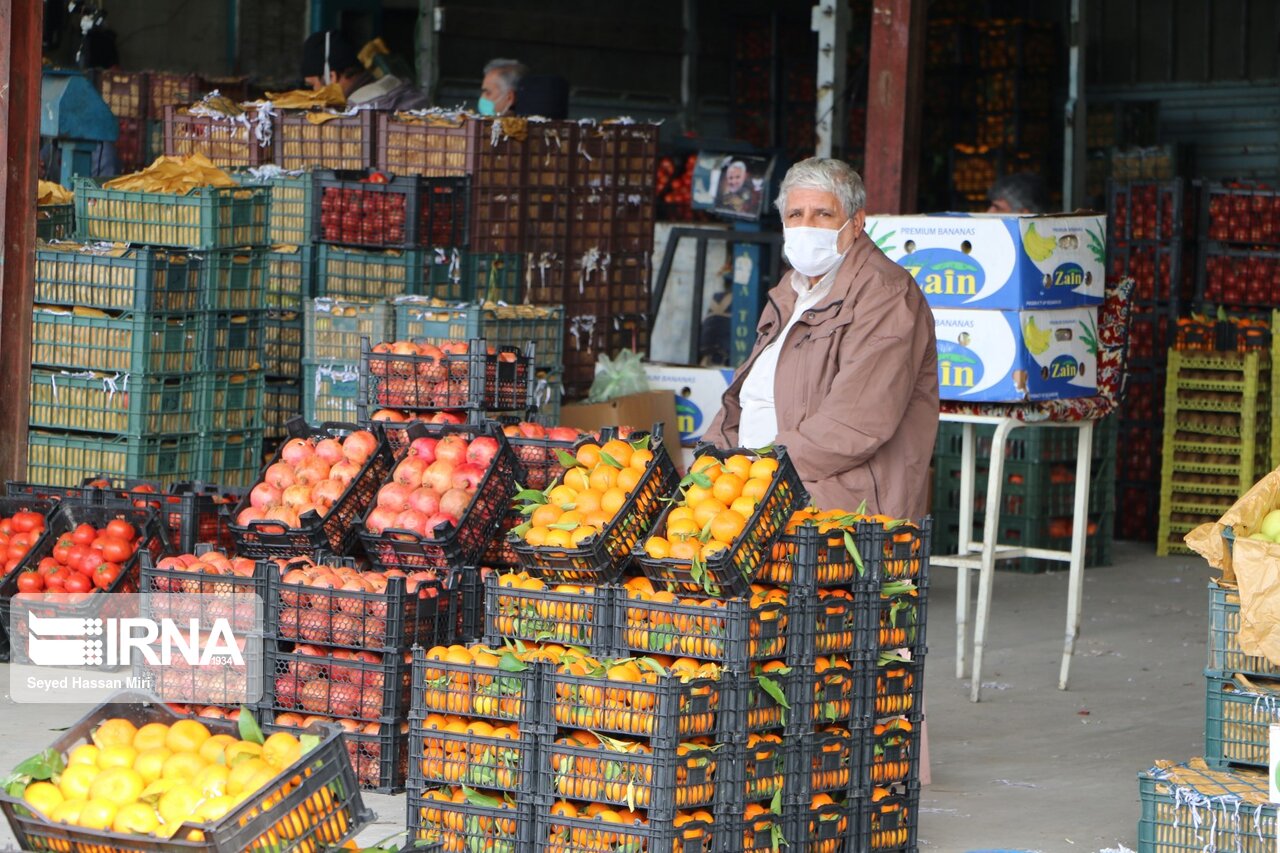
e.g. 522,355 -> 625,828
100,538 -> 133,564
6,544 -> 28,563
36,558 -> 59,577
9,533 -> 30,550
43,567 -> 68,592
0,519 -> 12,537
10,512 -> 43,534
106,520 -> 136,543
64,573 -> 93,594
16,572 -> 43,593
78,551 -> 103,576
92,562 -> 122,590
70,523 -> 97,546
52,537 -> 74,565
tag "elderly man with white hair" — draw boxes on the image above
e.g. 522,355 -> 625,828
706,157 -> 939,520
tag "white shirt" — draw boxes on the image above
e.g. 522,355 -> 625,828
738,265 -> 840,448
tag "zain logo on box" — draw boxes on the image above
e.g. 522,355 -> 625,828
900,248 -> 983,299
675,395 -> 702,439
936,339 -> 982,389
1047,355 -> 1081,380
1051,262 -> 1086,289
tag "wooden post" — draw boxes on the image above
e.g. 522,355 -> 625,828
863,0 -> 925,214
0,0 -> 41,481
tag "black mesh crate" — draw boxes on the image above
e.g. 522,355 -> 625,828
4,480 -> 99,503
851,783 -> 920,852
853,715 -> 922,789
728,663 -> 806,733
534,800 -> 717,853
264,643 -> 413,722
501,426 -> 579,489
410,719 -> 538,794
411,645 -> 548,724
613,589 -> 790,666
857,517 -> 932,585
547,669 -> 723,740
137,548 -> 265,633
858,579 -> 928,655
485,574 -> 613,651
539,734 -> 721,815
201,310 -> 266,372
718,805 -> 786,853
784,728 -> 856,797
409,787 -> 535,853
228,418 -> 393,558
34,242 -> 203,313
263,708 -> 410,793
634,446 -> 807,597
481,507 -> 524,570
455,566 -> 486,641
358,421 -> 518,571
360,336 -> 533,413
130,628 -> 265,707
757,520 -> 861,588
852,653 -> 927,724
314,169 -> 422,250
783,795 -> 856,853
722,732 -> 786,804
801,658 -> 859,728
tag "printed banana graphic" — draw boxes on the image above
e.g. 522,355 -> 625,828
1023,316 -> 1052,355
1022,221 -> 1056,262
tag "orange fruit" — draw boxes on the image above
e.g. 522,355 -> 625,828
23,782 -> 64,816
544,528 -> 573,548
161,751 -> 206,782
589,465 -> 618,492
701,540 -> 730,559
711,473 -> 745,505
548,485 -> 578,508
749,457 -> 778,480
525,526 -> 550,546
723,454 -> 753,480
576,444 -> 603,469
573,490 -> 603,515
616,467 -> 642,493
58,764 -> 98,802
262,732 -> 303,770
166,719 -> 212,754
93,719 -> 139,749
530,504 -> 563,528
599,439 -> 634,468
684,484 -> 714,506
563,468 -> 591,492
88,767 -> 144,806
132,723 -> 170,753
630,449 -> 653,470
667,517 -> 700,540
741,477 -> 771,501
730,496 -> 759,517
692,499 -> 727,528
67,745 -> 100,768
690,456 -> 722,480
557,511 -> 584,529
670,540 -> 701,561
95,744 -> 138,770
132,748 -> 171,784
710,509 -> 747,544
585,510 -> 612,530
600,487 -> 627,516
668,506 -> 696,525
113,801 -> 159,835
644,537 -> 671,559
570,526 -> 599,547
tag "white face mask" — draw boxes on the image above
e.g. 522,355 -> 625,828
783,218 -> 850,278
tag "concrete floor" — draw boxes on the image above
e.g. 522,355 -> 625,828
0,540 -> 1208,852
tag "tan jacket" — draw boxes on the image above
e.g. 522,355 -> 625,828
706,232 -> 939,519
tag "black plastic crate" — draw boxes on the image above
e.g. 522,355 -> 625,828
851,783 -> 920,852
130,628 -> 265,707
0,495 -> 56,572
485,573 -> 613,651
0,690 -> 371,853
502,427 -> 579,489
315,170 -> 423,250
548,669 -> 723,740
614,589 -> 790,666
857,518 -> 933,585
534,801 -> 717,853
454,566 -> 486,641
758,520 -> 861,588
784,728 -> 856,797
539,734 -> 720,815
510,427 -> 679,584
269,561 -> 457,650
634,446 -> 807,597
264,643 -> 413,722
99,480 -> 241,554
411,645 -> 548,724
4,480 -> 99,504
360,336 -> 534,413
409,787 -> 534,852
138,548 -> 266,632
410,720 -> 538,794
724,732 -> 786,804
729,663 -> 806,733
852,653 -> 927,724
228,418 -> 393,558
481,507 -> 524,570
718,805 -> 786,853
783,796 -> 856,853
853,715 -> 922,790
263,708 -> 410,793
802,658 -> 859,728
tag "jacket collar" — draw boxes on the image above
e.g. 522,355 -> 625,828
761,230 -> 879,334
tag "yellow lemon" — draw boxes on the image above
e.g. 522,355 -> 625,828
112,801 -> 160,835
92,719 -> 138,749
261,733 -> 302,771
199,734 -> 237,766
132,723 -> 170,753
157,783 -> 203,827
193,764 -> 230,798
57,764 -> 98,802
95,743 -> 138,770
49,798 -> 85,825
242,768 -> 279,796
165,719 -> 212,754
22,781 -> 64,816
87,766 -> 144,807
193,794 -> 236,823
161,751 -> 207,782
75,799 -> 117,830
133,747 -> 172,784
67,745 -> 99,767
227,758 -> 271,796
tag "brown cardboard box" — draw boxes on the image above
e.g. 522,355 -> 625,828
558,390 -> 683,469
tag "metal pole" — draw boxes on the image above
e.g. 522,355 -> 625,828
418,0 -> 441,104
863,0 -> 925,213
812,1 -> 849,159
680,0 -> 699,135
1063,0 -> 1087,209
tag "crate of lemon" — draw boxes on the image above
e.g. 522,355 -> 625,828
634,446 -> 808,597
0,691 -> 370,852
507,427 -> 679,583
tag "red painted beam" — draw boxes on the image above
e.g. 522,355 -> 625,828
863,0 -> 925,214
0,0 -> 42,481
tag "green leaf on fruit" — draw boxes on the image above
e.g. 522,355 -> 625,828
756,675 -> 791,712
300,734 -> 321,756
513,488 -> 548,504
461,785 -> 502,808
238,709 -> 265,745
555,449 -> 581,469
498,652 -> 528,673
844,531 -> 865,576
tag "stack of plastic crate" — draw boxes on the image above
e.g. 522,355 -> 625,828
303,297 -> 392,426
929,418 -> 1118,572
44,178 -> 271,487
1157,349 -> 1271,556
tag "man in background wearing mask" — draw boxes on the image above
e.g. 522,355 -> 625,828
706,157 -> 939,520
479,58 -> 526,116
301,30 -> 429,111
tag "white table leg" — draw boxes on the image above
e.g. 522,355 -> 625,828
1060,420 -> 1094,690
955,422 -> 976,679
970,418 -> 1016,703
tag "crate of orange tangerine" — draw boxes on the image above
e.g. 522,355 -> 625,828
0,690 -> 370,852
634,445 -> 807,597
485,571 -> 614,653
757,507 -> 932,589
507,425 -> 679,584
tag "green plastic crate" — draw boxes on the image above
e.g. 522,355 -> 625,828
74,178 -> 269,250
421,249 -> 523,303
26,429 -> 199,486
201,247 -> 267,311
197,371 -> 265,432
304,298 -> 393,361
29,370 -> 200,436
934,416 -> 1118,463
264,378 -> 302,439
529,373 -> 563,425
393,297 -> 564,369
301,360 -> 361,425
315,244 -> 421,300
1205,671 -> 1280,769
35,204 -> 74,241
35,243 -> 204,313
1138,763 -> 1275,852
32,309 -> 200,375
264,310 -> 303,378
200,310 -> 265,372
1209,580 -> 1280,678
933,456 -> 1116,518
232,170 -> 314,245
196,429 -> 264,489
933,512 -> 1114,573
266,245 -> 314,311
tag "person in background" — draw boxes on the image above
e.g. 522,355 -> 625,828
479,58 -> 527,116
301,30 -> 429,111
986,172 -> 1051,214
706,158 -> 938,520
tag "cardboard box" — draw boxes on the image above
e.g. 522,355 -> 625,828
865,212 -> 1106,309
933,307 -> 1098,402
641,364 -> 735,447
558,389 -> 683,467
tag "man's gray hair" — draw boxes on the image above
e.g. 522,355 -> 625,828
483,58 -> 527,95
774,157 -> 866,218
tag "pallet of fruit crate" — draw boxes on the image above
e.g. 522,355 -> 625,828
532,797 -> 719,852
35,242 -> 204,313
1138,761 -> 1276,853
932,459 -> 1116,519
373,112 -> 527,187
305,297 -> 393,361
409,715 -> 538,795
393,296 -> 564,370
1204,671 -> 1280,769
74,177 -> 270,250
163,102 -> 274,168
276,109 -> 375,171
358,421 -> 518,571
1107,177 -> 1188,244
315,244 -> 422,300
263,643 -> 415,723
266,242 -> 314,310
1202,180 -> 1280,245
96,69 -> 148,118
0,691 -> 371,852
29,370 -> 199,437
34,203 -> 73,242
31,308 -> 200,375
850,783 -> 921,851
25,430 -> 201,489
131,625 -> 266,708
484,572 -> 613,653
227,418 -> 392,558
508,427 -> 678,585
314,170 -> 469,250
201,310 -> 266,373
360,336 -> 534,413
764,512 -> 932,590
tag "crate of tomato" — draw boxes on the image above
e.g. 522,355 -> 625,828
360,336 -> 533,413
95,479 -> 241,554
228,417 -> 394,559
358,421 -> 518,572
314,170 -> 469,251
0,498 -> 56,580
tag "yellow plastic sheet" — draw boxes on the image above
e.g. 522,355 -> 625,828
103,153 -> 236,193
37,181 -> 73,205
265,84 -> 347,110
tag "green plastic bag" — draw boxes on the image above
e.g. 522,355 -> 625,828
586,349 -> 650,403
